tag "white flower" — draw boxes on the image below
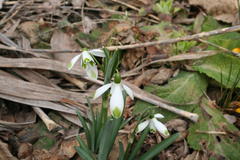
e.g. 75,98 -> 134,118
137,114 -> 170,138
93,82 -> 134,118
67,49 -> 105,80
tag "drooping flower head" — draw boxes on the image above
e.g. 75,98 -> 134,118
93,73 -> 134,118
137,113 -> 170,138
68,49 -> 105,80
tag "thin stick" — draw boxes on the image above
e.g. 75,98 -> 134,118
29,25 -> 240,54
106,25 -> 240,51
124,81 -> 199,122
198,39 -> 240,57
195,130 -> 227,135
33,107 -> 61,131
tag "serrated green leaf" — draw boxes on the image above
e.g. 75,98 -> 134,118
133,72 -> 207,121
187,98 -> 240,160
192,53 -> 240,88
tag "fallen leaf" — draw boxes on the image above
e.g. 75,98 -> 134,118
187,98 -> 240,160
189,0 -> 238,23
192,53 -> 240,88
50,30 -> 81,63
165,119 -> 188,132
133,71 -> 207,121
57,138 -> 79,158
82,16 -> 97,34
19,21 -> 40,44
151,67 -> 174,85
18,143 -> 33,159
0,140 -> 18,160
133,69 -> 159,86
122,48 -> 146,70
72,0 -> 85,8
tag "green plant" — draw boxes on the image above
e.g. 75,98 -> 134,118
68,48 -> 178,160
153,0 -> 180,15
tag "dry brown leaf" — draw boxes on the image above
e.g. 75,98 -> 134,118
33,149 -> 66,160
19,21 -> 39,44
17,143 -> 33,159
108,134 -> 128,160
151,67 -> 174,84
72,0 -> 85,8
122,48 -> 146,70
57,138 -> 79,158
82,16 -> 97,34
0,140 -> 18,160
166,119 -> 188,132
189,0 -> 238,23
133,69 -> 159,87
51,30 -> 80,63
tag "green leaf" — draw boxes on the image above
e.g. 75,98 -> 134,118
139,133 -> 179,160
202,16 -> 240,50
75,147 -> 95,160
118,141 -> 125,160
98,118 -> 123,160
187,98 -> 240,160
192,53 -> 240,88
128,127 -> 150,160
133,72 -> 207,121
77,111 -> 91,148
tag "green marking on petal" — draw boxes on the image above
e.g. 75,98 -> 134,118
67,63 -> 73,70
164,130 -> 170,136
90,70 -> 97,79
150,128 -> 156,133
112,107 -> 121,118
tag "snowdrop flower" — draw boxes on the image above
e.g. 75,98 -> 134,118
137,113 -> 170,138
68,49 -> 105,80
93,73 -> 134,118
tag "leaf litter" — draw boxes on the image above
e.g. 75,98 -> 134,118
0,0 -> 239,159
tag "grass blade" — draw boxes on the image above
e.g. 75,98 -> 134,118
139,133 -> 179,160
128,127 -> 150,160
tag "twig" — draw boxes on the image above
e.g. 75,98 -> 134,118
198,38 -> 240,57
33,107 -> 61,131
106,25 -> 240,51
123,51 -> 218,75
124,81 -> 199,122
195,130 -> 227,135
28,25 -> 240,54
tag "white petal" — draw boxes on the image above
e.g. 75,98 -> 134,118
110,84 -> 124,118
85,63 -> 98,80
89,49 -> 105,57
152,118 -> 170,138
110,82 -> 118,94
136,120 -> 150,133
154,113 -> 164,119
68,54 -> 81,70
149,120 -> 156,133
122,84 -> 134,100
93,83 -> 112,99
82,51 -> 94,62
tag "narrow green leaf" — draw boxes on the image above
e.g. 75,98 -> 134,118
77,111 -> 91,148
75,136 -> 95,160
104,50 -> 120,84
98,118 -> 122,160
139,133 -> 179,160
75,146 -> 95,160
128,127 -> 150,160
118,141 -> 125,160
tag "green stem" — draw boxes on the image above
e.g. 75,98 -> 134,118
101,96 -> 108,125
